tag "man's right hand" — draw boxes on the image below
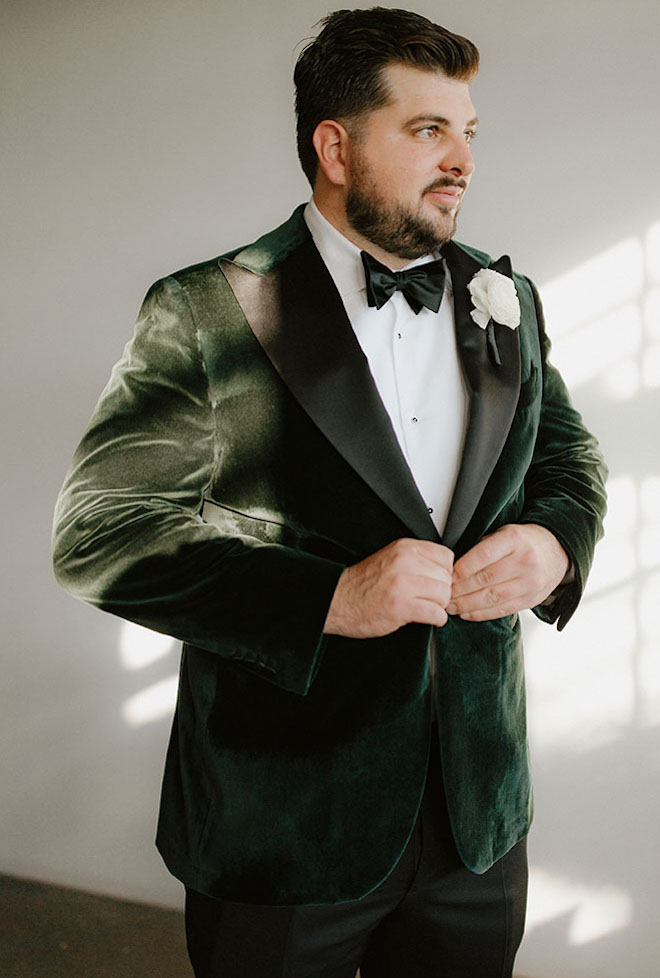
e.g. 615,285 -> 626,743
323,538 -> 455,638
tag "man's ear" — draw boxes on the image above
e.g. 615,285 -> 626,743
312,120 -> 351,187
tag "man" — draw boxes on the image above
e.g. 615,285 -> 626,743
52,7 -> 607,977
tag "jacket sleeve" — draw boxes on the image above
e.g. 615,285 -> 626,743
52,275 -> 345,695
518,276 -> 608,629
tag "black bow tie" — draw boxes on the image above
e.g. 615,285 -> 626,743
361,251 -> 446,315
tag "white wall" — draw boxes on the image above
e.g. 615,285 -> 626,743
2,2 -> 658,976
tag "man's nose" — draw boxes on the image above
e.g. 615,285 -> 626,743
440,137 -> 475,178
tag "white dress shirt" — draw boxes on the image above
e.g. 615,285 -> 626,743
304,199 -> 469,535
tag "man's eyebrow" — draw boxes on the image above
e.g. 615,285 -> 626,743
405,114 -> 479,129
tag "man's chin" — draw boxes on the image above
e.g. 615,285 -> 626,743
435,215 -> 458,246
426,202 -> 458,234
423,217 -> 457,249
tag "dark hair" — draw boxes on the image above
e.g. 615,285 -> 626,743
294,7 -> 480,186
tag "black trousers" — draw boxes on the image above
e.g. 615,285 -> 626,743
184,738 -> 528,978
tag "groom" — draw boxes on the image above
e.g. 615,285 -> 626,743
53,7 -> 607,977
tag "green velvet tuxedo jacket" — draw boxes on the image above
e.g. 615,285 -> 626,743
53,205 -> 607,905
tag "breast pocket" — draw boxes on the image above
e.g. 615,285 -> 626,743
516,366 -> 539,411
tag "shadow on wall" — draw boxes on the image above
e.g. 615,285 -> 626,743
116,219 -> 660,978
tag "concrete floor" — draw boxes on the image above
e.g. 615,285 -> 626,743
0,873 -> 191,977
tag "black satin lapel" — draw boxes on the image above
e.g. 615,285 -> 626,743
219,238 -> 438,542
440,241 -> 521,549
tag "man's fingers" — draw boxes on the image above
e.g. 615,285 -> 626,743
412,573 -> 452,605
409,598 -> 449,628
447,577 -> 526,618
450,554 -> 522,599
404,539 -> 455,572
448,593 -> 535,622
447,524 -> 570,620
452,529 -> 515,583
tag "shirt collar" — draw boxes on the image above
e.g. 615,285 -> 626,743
303,198 -> 452,302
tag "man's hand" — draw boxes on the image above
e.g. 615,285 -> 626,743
324,538 -> 454,638
447,523 -> 569,622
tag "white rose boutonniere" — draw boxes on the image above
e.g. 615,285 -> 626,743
468,268 -> 521,330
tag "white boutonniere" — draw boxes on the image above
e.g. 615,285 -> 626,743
468,268 -> 521,330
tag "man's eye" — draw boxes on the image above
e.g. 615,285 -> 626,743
417,126 -> 439,139
465,130 -> 478,143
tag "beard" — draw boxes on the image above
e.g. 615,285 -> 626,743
345,154 -> 463,260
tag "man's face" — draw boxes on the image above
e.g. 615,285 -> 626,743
344,63 -> 477,261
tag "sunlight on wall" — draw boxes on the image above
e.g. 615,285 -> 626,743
526,869 -> 634,946
541,224 -> 660,400
123,675 -> 179,726
525,582 -> 636,753
639,568 -> 660,726
119,620 -> 176,670
523,219 -> 660,947
540,238 -> 644,342
646,222 -> 660,283
119,621 -> 178,726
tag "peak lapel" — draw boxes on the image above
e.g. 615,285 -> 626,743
220,233 -> 439,543
441,241 -> 521,550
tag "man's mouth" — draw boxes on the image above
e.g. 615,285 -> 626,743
426,184 -> 464,208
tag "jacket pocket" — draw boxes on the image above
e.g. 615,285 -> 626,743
516,366 -> 539,410
200,499 -> 356,563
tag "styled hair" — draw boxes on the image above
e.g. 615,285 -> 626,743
294,7 -> 480,186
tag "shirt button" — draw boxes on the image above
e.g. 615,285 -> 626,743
397,332 -> 402,339
411,417 -> 418,423
428,507 -> 434,514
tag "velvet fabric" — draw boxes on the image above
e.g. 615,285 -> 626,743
52,205 -> 607,905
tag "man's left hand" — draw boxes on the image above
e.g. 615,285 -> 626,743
446,524 -> 569,621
